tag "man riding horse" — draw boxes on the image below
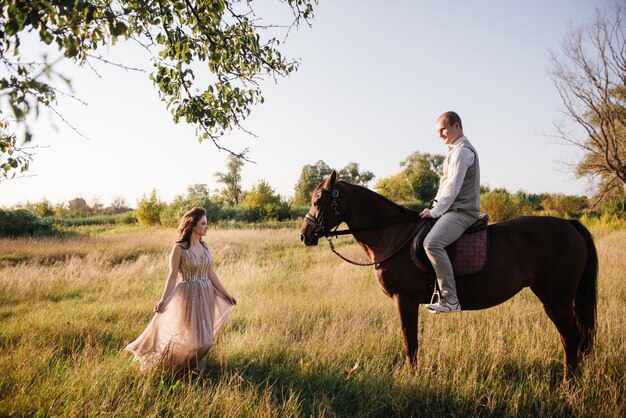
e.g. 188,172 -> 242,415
300,111 -> 597,381
420,111 -> 480,313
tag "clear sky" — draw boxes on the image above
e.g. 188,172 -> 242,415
1,0 -> 609,208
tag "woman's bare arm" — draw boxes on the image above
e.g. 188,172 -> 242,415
154,244 -> 183,312
208,267 -> 237,305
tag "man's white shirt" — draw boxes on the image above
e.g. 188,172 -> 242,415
429,136 -> 475,218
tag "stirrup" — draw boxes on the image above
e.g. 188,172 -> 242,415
430,288 -> 441,305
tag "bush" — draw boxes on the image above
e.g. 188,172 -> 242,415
580,212 -> 626,231
51,211 -> 136,227
408,171 -> 439,202
240,180 -> 291,222
22,198 -> 55,217
134,189 -> 165,225
375,174 -> 413,202
0,208 -> 52,237
512,191 -> 542,214
541,194 -> 588,218
160,187 -> 222,227
602,194 -> 626,218
480,189 -> 519,222
289,205 -> 309,219
214,205 -> 251,222
67,197 -> 92,217
160,202 -> 185,227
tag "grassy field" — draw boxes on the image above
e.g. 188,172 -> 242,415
0,225 -> 624,417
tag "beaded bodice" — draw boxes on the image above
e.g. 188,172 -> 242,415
179,245 -> 213,282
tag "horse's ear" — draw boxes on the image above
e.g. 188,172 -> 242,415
323,170 -> 337,190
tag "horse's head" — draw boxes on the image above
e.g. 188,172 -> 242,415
300,170 -> 343,246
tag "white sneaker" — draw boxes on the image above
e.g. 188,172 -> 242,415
427,299 -> 461,314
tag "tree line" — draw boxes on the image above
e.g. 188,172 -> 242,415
5,148 -> 623,237
135,157 -> 375,226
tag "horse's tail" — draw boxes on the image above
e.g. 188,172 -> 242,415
569,220 -> 598,358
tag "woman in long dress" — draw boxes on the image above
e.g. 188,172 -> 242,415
125,207 -> 236,372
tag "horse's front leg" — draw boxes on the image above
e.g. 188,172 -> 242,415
394,293 -> 419,369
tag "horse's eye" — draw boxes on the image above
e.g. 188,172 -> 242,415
313,200 -> 319,207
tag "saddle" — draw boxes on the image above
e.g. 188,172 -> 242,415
410,214 -> 489,276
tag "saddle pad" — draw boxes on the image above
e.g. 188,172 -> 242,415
410,228 -> 488,276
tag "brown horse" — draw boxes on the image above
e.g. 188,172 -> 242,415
300,171 -> 597,381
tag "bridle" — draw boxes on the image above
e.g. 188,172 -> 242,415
303,188 -> 343,238
304,186 -> 424,266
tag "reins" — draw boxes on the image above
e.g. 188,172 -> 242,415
327,217 -> 423,237
326,220 -> 423,266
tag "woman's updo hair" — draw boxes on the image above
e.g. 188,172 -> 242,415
176,207 -> 208,249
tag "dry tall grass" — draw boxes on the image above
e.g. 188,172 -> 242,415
0,227 -> 624,417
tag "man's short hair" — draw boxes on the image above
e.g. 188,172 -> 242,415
439,111 -> 463,130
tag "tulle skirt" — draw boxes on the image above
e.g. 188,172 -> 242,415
125,279 -> 233,371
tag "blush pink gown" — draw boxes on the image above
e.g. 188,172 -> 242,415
125,245 -> 233,371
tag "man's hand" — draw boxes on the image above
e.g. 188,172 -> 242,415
420,208 -> 433,219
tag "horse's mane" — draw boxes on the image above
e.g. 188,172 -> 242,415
337,180 -> 420,217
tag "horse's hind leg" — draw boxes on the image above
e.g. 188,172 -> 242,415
531,286 -> 581,382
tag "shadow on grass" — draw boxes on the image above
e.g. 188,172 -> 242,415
192,353 -> 576,417
495,358 -> 567,388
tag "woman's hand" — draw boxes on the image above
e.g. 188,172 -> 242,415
226,294 -> 237,305
154,300 -> 165,313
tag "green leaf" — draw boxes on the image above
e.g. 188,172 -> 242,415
39,29 -> 53,45
111,21 -> 128,37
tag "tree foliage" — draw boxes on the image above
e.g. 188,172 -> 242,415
550,3 -> 626,207
479,189 -> 521,222
22,198 -> 55,218
67,197 -> 91,217
374,151 -> 444,203
338,162 -> 374,187
214,154 -> 244,206
241,179 -> 290,221
0,0 -> 316,178
0,119 -> 32,181
103,196 -> 131,215
541,193 -> 589,218
374,173 -> 414,202
160,183 -> 219,226
292,160 -> 375,205
292,160 -> 333,205
0,208 -> 51,237
134,189 -> 165,225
